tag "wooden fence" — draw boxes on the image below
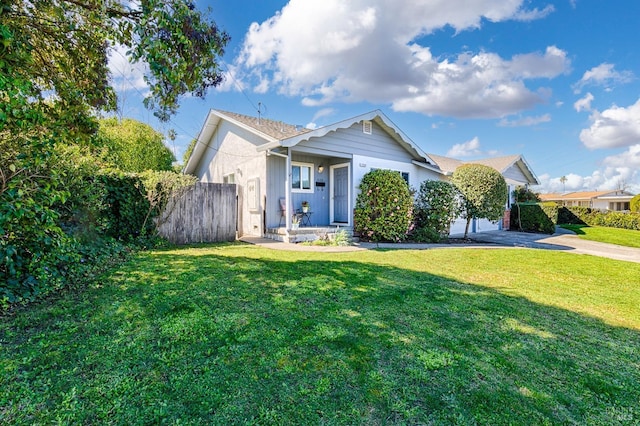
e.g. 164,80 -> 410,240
158,183 -> 237,244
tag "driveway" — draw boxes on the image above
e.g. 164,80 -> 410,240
451,227 -> 640,264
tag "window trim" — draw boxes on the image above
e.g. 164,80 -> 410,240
291,161 -> 314,193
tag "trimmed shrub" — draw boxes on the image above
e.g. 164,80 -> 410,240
631,194 -> 640,213
452,164 -> 508,238
559,206 -> 640,231
413,180 -> 462,242
354,169 -> 413,242
510,202 -> 557,234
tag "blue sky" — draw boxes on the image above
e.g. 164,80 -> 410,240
110,0 -> 640,193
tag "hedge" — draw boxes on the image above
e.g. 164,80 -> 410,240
510,202 -> 557,234
558,206 -> 640,231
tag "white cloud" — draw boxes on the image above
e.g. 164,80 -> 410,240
513,4 -> 555,21
537,170 -> 634,193
573,92 -> 594,112
237,0 -> 567,119
573,63 -> 634,93
579,98 -> 640,149
446,136 -> 482,157
498,114 -> 551,127
311,108 -> 336,122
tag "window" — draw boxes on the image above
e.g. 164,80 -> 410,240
223,173 -> 235,184
400,172 -> 409,185
291,162 -> 313,192
370,168 -> 409,185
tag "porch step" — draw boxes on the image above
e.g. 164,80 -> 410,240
265,227 -> 353,244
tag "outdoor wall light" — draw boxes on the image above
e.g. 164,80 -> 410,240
317,165 -> 324,173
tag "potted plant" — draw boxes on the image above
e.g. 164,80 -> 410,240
291,214 -> 300,230
301,201 -> 310,213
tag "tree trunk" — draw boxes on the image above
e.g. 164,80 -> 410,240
464,217 -> 472,239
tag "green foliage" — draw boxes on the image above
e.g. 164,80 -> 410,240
354,170 -> 413,242
559,207 -> 640,231
96,171 -> 153,240
1,0 -> 226,308
413,180 -> 462,241
513,185 -> 541,203
510,202 -> 557,234
182,138 -> 198,166
452,164 -> 508,238
4,0 -> 229,122
96,118 -> 175,172
631,194 -> 640,213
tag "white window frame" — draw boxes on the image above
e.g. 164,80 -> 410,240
291,161 -> 314,193
223,173 -> 235,184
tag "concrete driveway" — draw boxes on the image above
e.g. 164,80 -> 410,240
453,227 -> 640,264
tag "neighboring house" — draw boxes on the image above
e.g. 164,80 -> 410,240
427,153 -> 540,234
184,109 -> 442,240
539,190 -> 635,211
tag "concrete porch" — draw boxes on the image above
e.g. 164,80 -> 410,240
265,226 -> 353,243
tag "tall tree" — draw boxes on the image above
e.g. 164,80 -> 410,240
97,118 -> 175,172
452,164 -> 508,238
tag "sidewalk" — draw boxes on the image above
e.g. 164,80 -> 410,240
240,229 -> 640,263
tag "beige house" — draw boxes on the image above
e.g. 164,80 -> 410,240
539,190 -> 635,211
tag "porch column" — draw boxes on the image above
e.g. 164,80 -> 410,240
285,149 -> 291,230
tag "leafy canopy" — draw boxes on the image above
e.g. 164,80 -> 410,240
452,164 -> 508,238
3,0 -> 230,122
97,118 -> 175,173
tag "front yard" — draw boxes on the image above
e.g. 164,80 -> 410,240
1,244 -> 639,424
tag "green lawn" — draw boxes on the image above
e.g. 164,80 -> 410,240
560,224 -> 640,248
2,244 -> 639,424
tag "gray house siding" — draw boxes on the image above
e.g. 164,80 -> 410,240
299,121 -> 415,162
503,163 -> 529,184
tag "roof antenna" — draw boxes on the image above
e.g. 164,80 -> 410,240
257,102 -> 266,126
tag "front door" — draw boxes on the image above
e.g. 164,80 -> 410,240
330,163 -> 350,224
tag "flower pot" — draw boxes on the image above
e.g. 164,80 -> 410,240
302,207 -> 309,213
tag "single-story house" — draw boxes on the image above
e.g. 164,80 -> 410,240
184,109 -> 539,241
427,153 -> 539,234
539,190 -> 635,211
184,109 -> 443,241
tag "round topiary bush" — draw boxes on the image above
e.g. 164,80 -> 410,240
413,180 -> 462,242
354,169 -> 413,242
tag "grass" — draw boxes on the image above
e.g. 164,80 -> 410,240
560,224 -> 640,248
1,243 -> 640,424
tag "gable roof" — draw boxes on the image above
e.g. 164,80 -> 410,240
539,190 -> 635,201
256,110 -> 436,165
185,109 -> 439,174
427,153 -> 539,185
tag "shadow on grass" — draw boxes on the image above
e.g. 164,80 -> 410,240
1,246 -> 639,425
559,224 -> 588,235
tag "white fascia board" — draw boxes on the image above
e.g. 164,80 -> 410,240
412,160 -> 448,175
183,110 -> 220,175
517,156 -> 540,185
